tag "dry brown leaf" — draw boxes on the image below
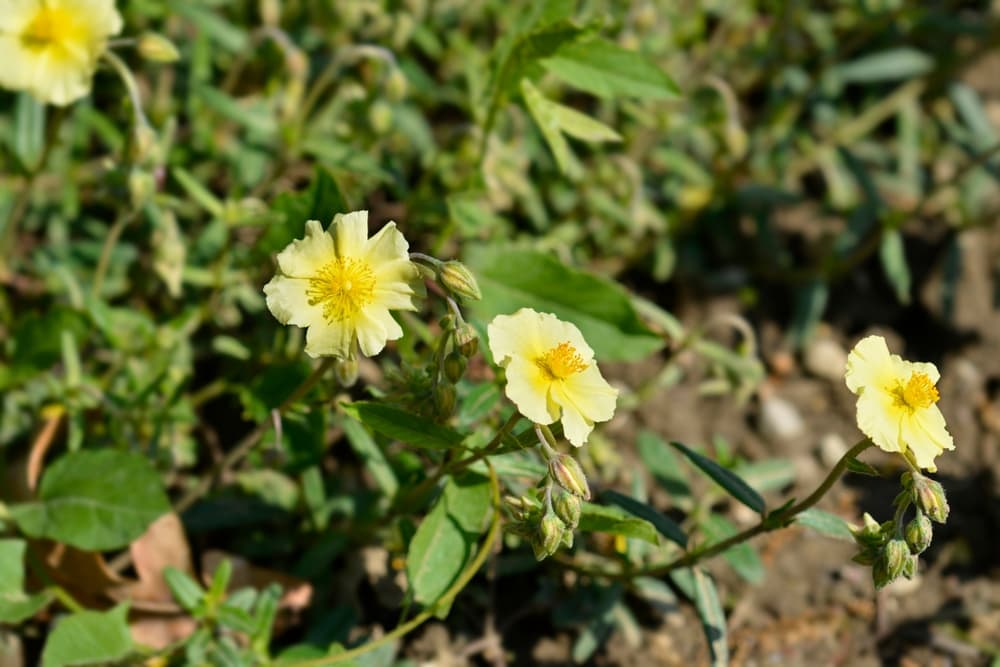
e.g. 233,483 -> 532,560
36,542 -> 125,609
27,405 -> 65,492
129,613 -> 198,651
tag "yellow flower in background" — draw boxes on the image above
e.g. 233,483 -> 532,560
0,0 -> 123,106
263,211 -> 421,359
488,308 -> 618,447
845,335 -> 954,471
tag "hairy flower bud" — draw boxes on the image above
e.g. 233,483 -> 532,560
334,357 -> 359,388
138,32 -> 181,63
910,474 -> 949,524
851,513 -> 885,549
902,554 -> 917,580
904,512 -> 933,555
443,351 -> 466,383
534,511 -> 564,561
455,323 -> 479,358
439,261 -> 482,301
882,538 -> 909,582
549,454 -> 591,500
552,489 -> 581,529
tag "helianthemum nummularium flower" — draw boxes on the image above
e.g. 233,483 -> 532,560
845,335 -> 954,471
263,211 -> 421,359
0,0 -> 123,106
488,308 -> 618,447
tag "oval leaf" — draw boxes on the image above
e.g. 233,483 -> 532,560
578,502 -> 659,545
795,508 -> 853,540
342,401 -> 465,450
671,442 -> 765,514
10,449 -> 170,551
0,538 -> 54,623
41,603 -> 134,667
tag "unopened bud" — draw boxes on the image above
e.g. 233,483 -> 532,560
128,168 -> 156,207
552,490 -> 581,529
334,357 -> 359,388
549,454 -> 590,500
369,101 -> 393,135
439,261 -> 482,301
434,383 -> 456,417
851,512 -> 883,548
131,123 -> 158,164
385,68 -> 408,102
902,554 -> 917,580
455,323 -> 478,358
138,32 -> 180,63
535,511 -> 564,560
882,538 -> 909,582
910,474 -> 949,524
443,351 -> 466,383
904,513 -> 933,555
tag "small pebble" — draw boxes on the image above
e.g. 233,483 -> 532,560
759,395 -> 806,442
819,433 -> 849,468
804,337 -> 848,383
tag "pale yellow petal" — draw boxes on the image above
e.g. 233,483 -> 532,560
535,311 -> 594,362
901,406 -> 953,471
0,0 -> 38,33
855,389 -> 903,454
303,319 -> 352,359
503,355 -> 558,425
488,309 -> 545,365
561,365 -> 618,422
263,275 -> 323,328
892,357 -> 940,385
845,335 -> 894,394
355,307 -> 403,357
276,220 -> 334,278
374,257 -> 420,288
365,221 -> 410,265
0,35 -> 32,90
55,0 -> 123,36
29,50 -> 92,105
557,400 -> 594,448
334,210 -> 369,259
373,284 -> 416,311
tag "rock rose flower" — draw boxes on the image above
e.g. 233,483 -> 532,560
488,308 -> 618,447
0,0 -> 123,106
263,211 -> 421,359
845,335 -> 954,471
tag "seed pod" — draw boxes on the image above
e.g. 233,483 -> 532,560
439,261 -> 482,301
904,512 -> 933,555
443,351 -> 466,383
549,454 -> 591,500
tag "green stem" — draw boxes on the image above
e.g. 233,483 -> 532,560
91,211 -> 137,297
562,439 -> 873,579
297,462 -> 503,666
25,554 -> 84,613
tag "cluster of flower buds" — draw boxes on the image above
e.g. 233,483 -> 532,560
851,471 -> 949,589
504,453 -> 591,561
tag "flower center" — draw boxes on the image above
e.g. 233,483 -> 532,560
536,342 -> 588,381
21,7 -> 80,51
898,372 -> 939,410
306,257 -> 376,322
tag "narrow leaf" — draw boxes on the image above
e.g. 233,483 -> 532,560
845,456 -> 880,477
341,416 -> 400,498
699,514 -> 763,584
795,508 -> 853,540
671,442 -> 765,514
521,78 -> 580,177
636,431 -> 690,499
549,104 -> 621,143
879,228 -> 911,304
542,37 -> 679,99
601,490 -> 687,547
342,402 -> 465,450
578,502 -> 660,545
833,48 -> 933,83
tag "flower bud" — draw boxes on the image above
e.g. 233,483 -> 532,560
549,454 -> 591,500
385,68 -> 409,102
439,261 -> 482,301
455,323 -> 478,358
850,513 -> 885,549
535,511 -> 564,560
904,512 -> 933,555
872,556 -> 891,590
368,101 -> 393,135
434,383 -> 456,417
443,351 -> 466,383
910,474 -> 949,524
552,489 -> 581,529
882,538 -> 909,582
334,357 -> 359,388
902,554 -> 917,580
138,32 -> 181,63
131,123 -> 159,164
851,548 -> 879,566
128,168 -> 156,208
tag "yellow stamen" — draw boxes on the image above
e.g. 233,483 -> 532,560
307,257 -> 376,322
536,342 -> 588,381
22,7 -> 81,51
898,372 -> 939,410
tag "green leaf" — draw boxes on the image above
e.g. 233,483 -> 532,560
172,166 -> 225,217
465,245 -> 662,361
833,48 -> 933,84
342,402 -> 465,450
550,103 -> 622,142
175,1 -> 249,52
578,502 -> 660,544
41,603 -> 134,667
732,459 -> 796,494
699,514 -> 763,584
542,37 -> 679,99
795,508 -> 853,540
164,566 -> 205,612
341,415 -> 400,498
261,167 -> 347,254
636,431 -> 690,499
406,473 -> 491,606
880,229 -> 911,305
671,442 -> 765,514
788,279 -> 829,349
601,490 -> 686,547
672,568 -> 728,667
13,92 -> 46,172
0,538 -> 54,624
521,78 -> 581,177
845,456 -> 880,477
10,449 -> 171,551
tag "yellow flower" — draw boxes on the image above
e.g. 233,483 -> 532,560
0,0 -> 123,106
488,308 -> 618,447
263,211 -> 421,359
845,335 -> 954,471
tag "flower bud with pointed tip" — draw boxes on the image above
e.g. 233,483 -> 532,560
549,454 -> 590,500
535,511 -> 564,560
552,489 -> 581,529
851,512 -> 885,549
883,538 -> 909,582
902,554 -> 918,580
334,357 -> 359,388
455,323 -> 478,358
904,512 -> 933,555
138,32 -> 181,63
439,261 -> 482,301
910,474 -> 949,524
